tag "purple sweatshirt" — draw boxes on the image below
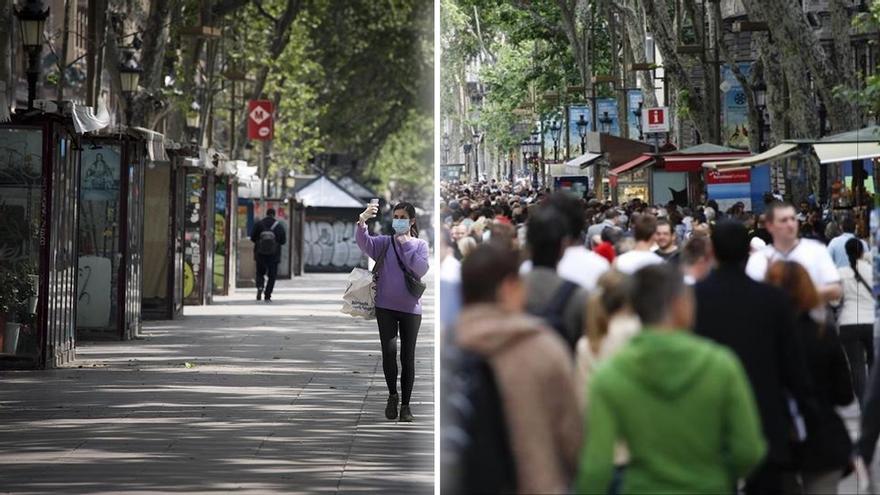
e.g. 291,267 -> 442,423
356,223 -> 430,315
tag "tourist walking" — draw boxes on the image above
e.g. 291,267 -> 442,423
356,201 -> 429,422
576,264 -> 766,494
766,261 -> 854,495
445,243 -> 581,494
694,221 -> 819,495
250,208 -> 286,302
613,214 -> 663,274
837,237 -> 875,404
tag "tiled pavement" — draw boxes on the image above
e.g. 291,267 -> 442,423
0,273 -> 434,494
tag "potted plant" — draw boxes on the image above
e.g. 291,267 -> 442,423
0,264 -> 38,355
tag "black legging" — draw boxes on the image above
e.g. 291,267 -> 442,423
375,307 -> 422,405
840,324 -> 875,405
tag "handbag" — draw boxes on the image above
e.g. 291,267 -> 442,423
341,244 -> 388,319
390,237 -> 427,299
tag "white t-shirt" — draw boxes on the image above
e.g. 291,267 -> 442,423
613,249 -> 664,275
746,239 -> 841,288
557,246 -> 611,292
746,238 -> 842,320
838,259 -> 874,326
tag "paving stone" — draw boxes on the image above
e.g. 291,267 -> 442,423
0,273 -> 434,494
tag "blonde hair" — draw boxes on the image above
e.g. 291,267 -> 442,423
457,236 -> 478,258
586,270 -> 631,354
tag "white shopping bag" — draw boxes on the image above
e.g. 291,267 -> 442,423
341,267 -> 377,319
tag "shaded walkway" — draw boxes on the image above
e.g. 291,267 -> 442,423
0,273 -> 434,494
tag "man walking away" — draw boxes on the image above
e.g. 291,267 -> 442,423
695,220 -> 819,495
523,205 -> 589,352
827,216 -> 869,268
250,208 -> 286,302
443,243 -> 582,494
577,264 -> 766,494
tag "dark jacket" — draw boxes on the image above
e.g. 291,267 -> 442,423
795,313 -> 853,473
250,216 -> 287,263
858,340 -> 880,464
694,265 -> 819,467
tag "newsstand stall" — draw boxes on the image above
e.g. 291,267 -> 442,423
212,160 -> 242,296
0,114 -> 82,368
295,175 -> 366,273
182,156 -> 216,306
76,130 -> 151,340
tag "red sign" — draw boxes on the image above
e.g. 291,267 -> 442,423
643,107 -> 670,133
706,169 -> 751,184
247,100 -> 274,141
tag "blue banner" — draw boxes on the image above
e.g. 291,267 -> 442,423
721,63 -> 753,149
626,90 -> 644,141
596,98 -> 620,137
543,111 -> 563,161
568,104 -> 592,158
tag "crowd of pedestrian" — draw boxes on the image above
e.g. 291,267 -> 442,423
440,177 -> 879,494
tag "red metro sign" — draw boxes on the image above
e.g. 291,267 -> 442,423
247,100 -> 274,141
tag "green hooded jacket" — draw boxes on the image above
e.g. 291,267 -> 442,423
576,330 -> 766,494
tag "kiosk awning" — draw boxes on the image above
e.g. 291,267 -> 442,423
609,154 -> 653,176
812,141 -> 880,164
703,143 -> 799,170
131,127 -> 169,162
563,152 -> 602,168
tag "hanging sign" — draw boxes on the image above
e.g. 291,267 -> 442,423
247,100 -> 274,141
643,107 -> 670,133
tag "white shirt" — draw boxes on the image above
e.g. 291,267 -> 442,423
838,259 -> 875,326
827,233 -> 870,268
613,249 -> 664,275
556,246 -> 611,292
746,239 -> 841,288
746,238 -> 842,320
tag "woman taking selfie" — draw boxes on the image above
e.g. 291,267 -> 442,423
356,201 -> 430,422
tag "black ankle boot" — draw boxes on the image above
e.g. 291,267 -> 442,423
385,394 -> 399,420
399,404 -> 413,422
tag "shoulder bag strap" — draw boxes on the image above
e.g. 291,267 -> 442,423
389,237 -> 414,277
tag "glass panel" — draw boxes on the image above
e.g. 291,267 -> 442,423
142,165 -> 170,313
77,145 -> 121,332
183,173 -> 203,304
0,128 -> 42,358
213,179 -> 227,295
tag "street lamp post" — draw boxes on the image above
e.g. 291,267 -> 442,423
529,131 -> 541,189
463,142 -> 473,181
632,102 -> 645,141
119,49 -> 142,126
472,132 -> 481,180
576,114 -> 589,154
753,81 -> 767,152
442,132 -> 450,166
15,0 -> 50,110
549,120 -> 562,162
598,111 -> 613,134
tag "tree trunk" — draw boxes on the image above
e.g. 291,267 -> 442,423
615,0 -> 658,107
56,0 -> 73,102
136,0 -> 176,128
641,0 -> 713,143
739,0 -> 855,134
0,0 -> 12,118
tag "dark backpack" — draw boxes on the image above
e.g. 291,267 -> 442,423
441,332 -> 516,495
256,220 -> 279,256
527,280 -> 579,349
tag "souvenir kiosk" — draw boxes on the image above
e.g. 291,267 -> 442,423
295,175 -> 367,273
0,113 -> 83,368
76,129 -> 151,340
142,146 -> 186,320
182,154 -> 216,306
212,160 -> 242,296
